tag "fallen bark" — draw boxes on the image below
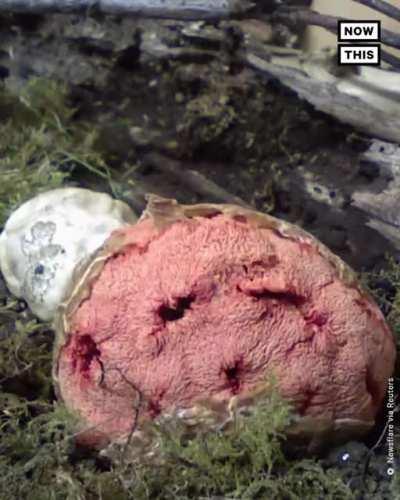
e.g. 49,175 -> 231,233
273,8 -> 400,50
352,140 -> 400,249
242,42 -> 400,144
0,0 -> 254,20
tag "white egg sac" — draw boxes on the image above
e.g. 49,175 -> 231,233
0,187 -> 137,320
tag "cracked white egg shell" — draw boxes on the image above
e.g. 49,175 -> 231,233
0,187 -> 137,320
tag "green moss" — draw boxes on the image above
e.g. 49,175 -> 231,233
0,77 -> 114,227
0,348 -> 354,500
96,386 -> 352,500
0,399 -> 80,500
0,316 -> 53,399
363,258 -> 400,500
0,77 -> 122,498
182,91 -> 237,146
391,470 -> 400,499
363,256 -> 400,374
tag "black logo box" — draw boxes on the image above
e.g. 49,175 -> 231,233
337,44 -> 381,66
337,20 -> 381,42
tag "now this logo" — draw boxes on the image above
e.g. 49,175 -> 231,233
338,20 -> 381,66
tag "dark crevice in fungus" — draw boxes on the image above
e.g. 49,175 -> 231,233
158,294 -> 196,322
148,400 -> 161,418
232,214 -> 247,223
242,258 -> 279,274
203,210 -> 222,219
116,241 -> 152,258
147,389 -> 166,418
222,357 -> 244,395
147,398 -> 162,418
247,289 -> 305,307
240,257 -> 280,283
266,255 -> 280,267
72,334 -> 101,377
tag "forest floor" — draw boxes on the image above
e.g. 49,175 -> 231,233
0,11 -> 398,500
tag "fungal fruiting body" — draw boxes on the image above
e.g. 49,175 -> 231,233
54,197 -> 396,450
0,188 -> 136,320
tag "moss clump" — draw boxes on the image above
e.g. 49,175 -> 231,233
0,399 -> 79,500
363,256 -> 400,372
97,387 -> 353,500
0,315 -> 53,399
0,344 -> 354,500
181,91 -> 237,147
0,76 -> 120,499
178,80 -> 237,150
0,77 -> 112,227
363,258 -> 400,500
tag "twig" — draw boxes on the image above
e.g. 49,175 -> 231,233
142,153 -> 252,208
353,0 -> 400,22
0,0 -> 254,20
106,366 -> 143,458
379,49 -> 400,69
273,8 -> 400,49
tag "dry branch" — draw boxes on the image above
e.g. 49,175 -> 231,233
352,140 -> 400,249
143,153 -> 252,208
0,0 -> 254,20
243,42 -> 400,144
353,0 -> 400,22
273,8 -> 400,50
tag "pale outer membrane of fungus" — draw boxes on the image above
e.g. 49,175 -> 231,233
0,187 -> 137,321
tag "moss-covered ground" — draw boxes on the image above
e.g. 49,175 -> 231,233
0,78 -> 398,500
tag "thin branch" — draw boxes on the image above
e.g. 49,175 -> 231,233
0,0 -> 254,20
142,153 -> 252,208
379,48 -> 400,69
353,0 -> 400,22
273,8 -> 400,49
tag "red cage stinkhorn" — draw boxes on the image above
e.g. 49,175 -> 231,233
53,196 -> 396,451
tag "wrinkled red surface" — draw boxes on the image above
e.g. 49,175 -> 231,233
57,214 -> 396,447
